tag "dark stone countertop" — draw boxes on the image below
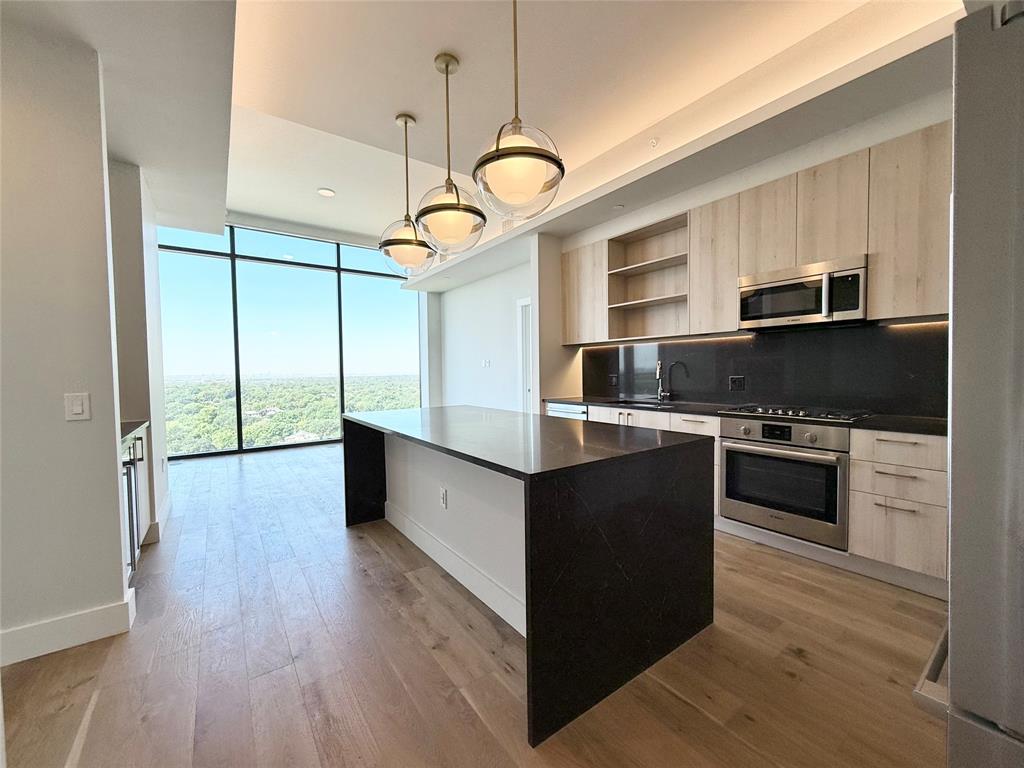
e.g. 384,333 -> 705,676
544,396 -> 728,417
342,405 -> 710,481
544,397 -> 947,436
120,420 -> 149,441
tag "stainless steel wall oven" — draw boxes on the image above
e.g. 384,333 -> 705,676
719,416 -> 851,550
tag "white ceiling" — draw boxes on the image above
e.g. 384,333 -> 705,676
226,106 -> 497,247
2,1 -> 236,232
232,0 -> 870,174
228,0 -> 963,242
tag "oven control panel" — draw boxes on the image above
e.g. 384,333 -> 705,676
720,417 -> 850,452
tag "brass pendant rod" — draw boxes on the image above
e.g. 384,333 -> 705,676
403,119 -> 411,218
444,62 -> 453,183
512,0 -> 520,120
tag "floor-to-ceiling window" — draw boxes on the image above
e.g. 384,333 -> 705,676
157,226 -> 420,457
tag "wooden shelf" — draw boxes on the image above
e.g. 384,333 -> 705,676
607,253 -> 687,276
608,292 -> 688,311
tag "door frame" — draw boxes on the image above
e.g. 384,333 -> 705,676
516,297 -> 533,413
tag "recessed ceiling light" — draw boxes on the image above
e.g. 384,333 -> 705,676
613,204 -> 625,210
317,187 -> 336,198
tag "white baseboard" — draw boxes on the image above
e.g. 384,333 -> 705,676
142,492 -> 172,545
1,589 -> 136,665
714,517 -> 949,600
385,501 -> 526,635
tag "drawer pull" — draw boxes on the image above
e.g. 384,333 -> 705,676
677,418 -> 707,424
874,501 -> 918,514
876,437 -> 921,446
874,469 -> 919,480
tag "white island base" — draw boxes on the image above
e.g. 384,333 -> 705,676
383,435 -> 527,635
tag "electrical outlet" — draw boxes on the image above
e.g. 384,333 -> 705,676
608,374 -> 618,387
729,375 -> 746,392
439,486 -> 448,510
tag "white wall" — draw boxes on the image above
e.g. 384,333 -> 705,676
108,160 -> 170,537
1,22 -> 133,664
440,262 -> 532,409
141,172 -> 170,530
109,162 -> 151,420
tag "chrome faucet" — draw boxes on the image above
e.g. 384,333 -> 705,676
657,360 -> 690,402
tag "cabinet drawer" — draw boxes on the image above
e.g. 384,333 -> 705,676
587,405 -> 621,425
623,408 -> 672,430
587,406 -> 672,430
850,460 -> 947,507
670,413 -> 720,438
851,429 -> 947,471
849,490 -> 947,579
671,414 -> 720,466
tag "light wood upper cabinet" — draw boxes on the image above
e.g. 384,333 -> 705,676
796,149 -> 869,265
688,195 -> 739,334
738,174 -> 797,276
561,241 -> 608,344
867,121 -> 952,320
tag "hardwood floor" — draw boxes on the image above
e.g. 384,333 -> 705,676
2,444 -> 948,767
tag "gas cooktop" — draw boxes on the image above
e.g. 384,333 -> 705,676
718,404 -> 873,424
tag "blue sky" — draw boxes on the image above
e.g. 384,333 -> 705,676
158,230 -> 420,378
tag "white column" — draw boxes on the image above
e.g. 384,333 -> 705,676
1,21 -> 134,663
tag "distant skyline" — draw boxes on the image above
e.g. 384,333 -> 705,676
159,241 -> 420,378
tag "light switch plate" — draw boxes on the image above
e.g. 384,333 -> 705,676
64,392 -> 91,421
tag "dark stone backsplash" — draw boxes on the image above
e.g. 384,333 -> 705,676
582,321 -> 948,417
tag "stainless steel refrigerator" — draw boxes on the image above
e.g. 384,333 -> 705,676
948,3 -> 1024,765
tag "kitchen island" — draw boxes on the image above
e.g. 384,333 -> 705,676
343,405 -> 713,745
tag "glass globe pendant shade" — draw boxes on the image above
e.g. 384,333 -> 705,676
474,121 -> 564,222
415,181 -> 486,256
379,216 -> 435,277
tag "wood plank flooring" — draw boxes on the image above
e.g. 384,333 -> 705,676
2,444 -> 948,767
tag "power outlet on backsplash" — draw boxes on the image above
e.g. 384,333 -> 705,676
729,375 -> 746,392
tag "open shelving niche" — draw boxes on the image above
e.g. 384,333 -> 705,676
606,212 -> 689,340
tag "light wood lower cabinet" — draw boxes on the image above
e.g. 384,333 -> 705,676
850,429 -> 947,471
587,405 -> 622,424
625,409 -> 672,430
849,490 -> 948,579
669,413 -> 720,438
587,405 -> 674,430
670,414 -> 721,516
850,459 -> 948,507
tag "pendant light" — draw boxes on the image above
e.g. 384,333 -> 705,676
379,114 -> 436,276
415,53 -> 487,257
472,0 -> 564,222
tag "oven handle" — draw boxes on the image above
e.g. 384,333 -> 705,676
721,440 -> 842,466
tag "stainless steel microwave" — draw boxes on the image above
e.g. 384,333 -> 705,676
738,256 -> 867,330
